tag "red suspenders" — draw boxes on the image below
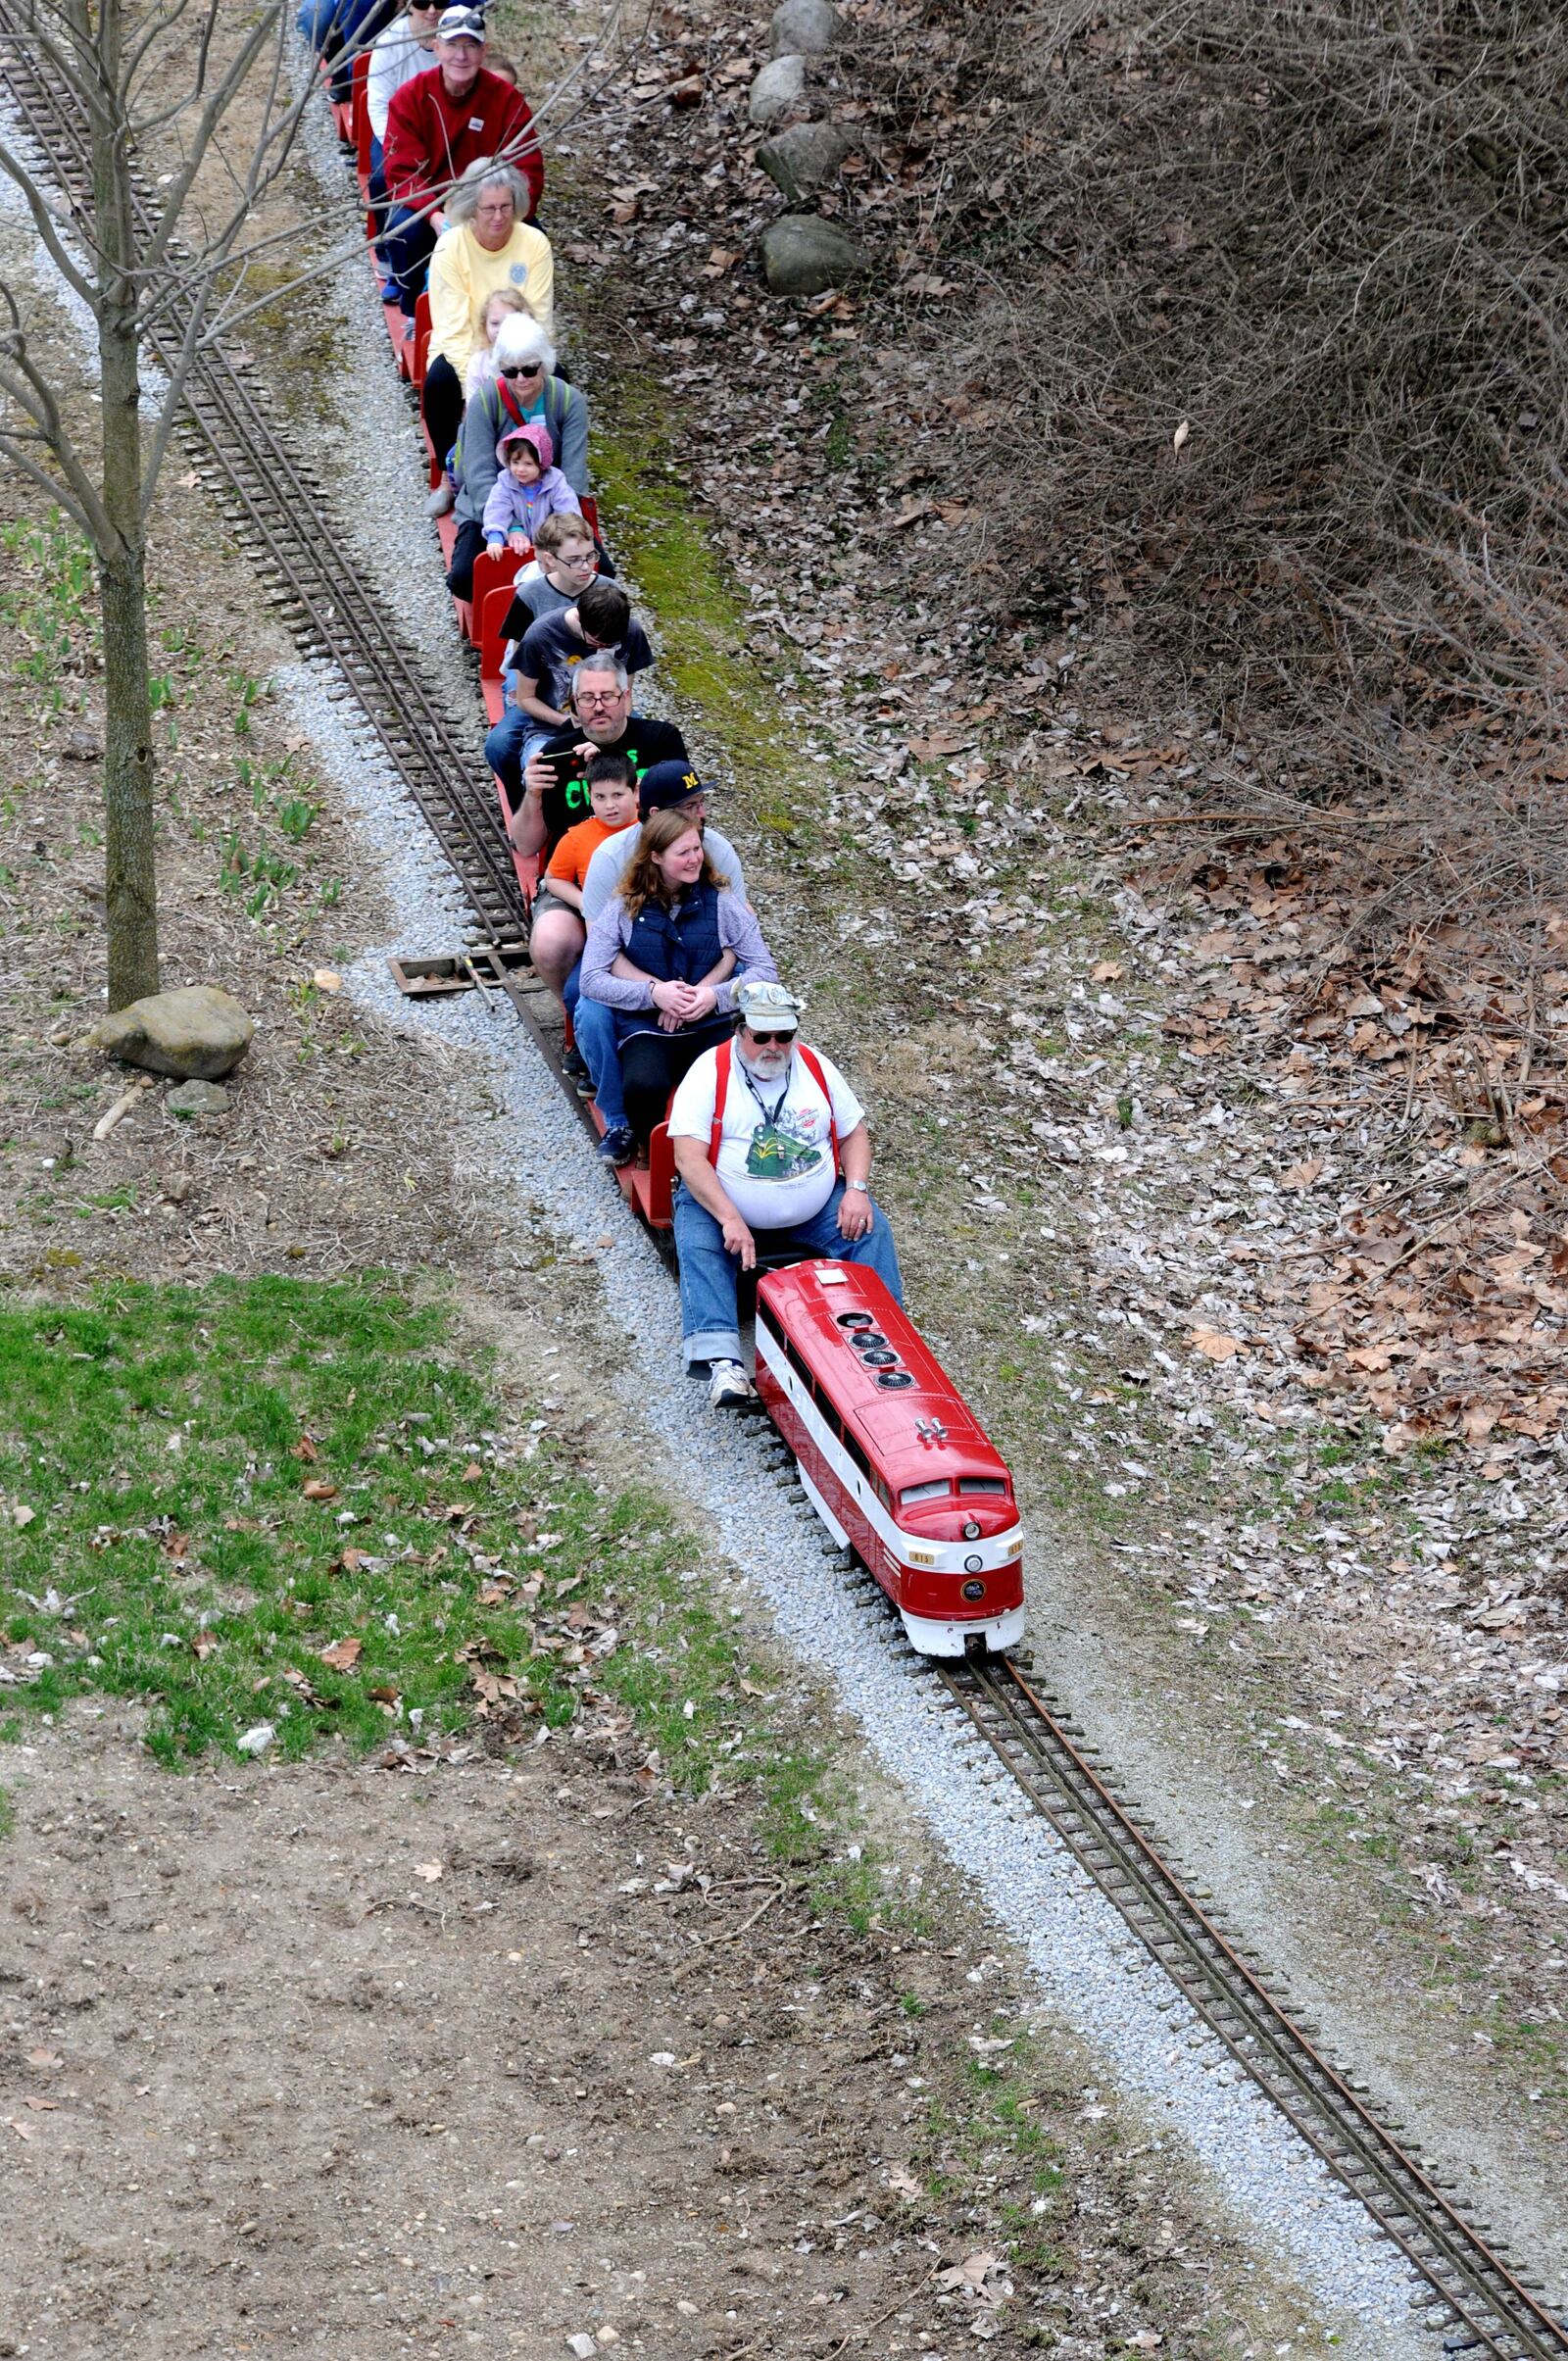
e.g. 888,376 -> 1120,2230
709,1040 -> 839,1171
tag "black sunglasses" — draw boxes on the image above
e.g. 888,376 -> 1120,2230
500,362 -> 543,379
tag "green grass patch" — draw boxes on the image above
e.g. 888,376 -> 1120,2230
0,1274 -> 703,1769
0,1276 -> 875,1913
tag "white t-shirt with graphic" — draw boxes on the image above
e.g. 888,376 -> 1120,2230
668,1043 -> 865,1230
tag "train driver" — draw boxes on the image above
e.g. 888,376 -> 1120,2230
667,980 -> 904,1410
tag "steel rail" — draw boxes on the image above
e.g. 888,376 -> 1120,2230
6,30 -> 1561,2358
936,1652 -> 1567,2360
0,21 -> 530,949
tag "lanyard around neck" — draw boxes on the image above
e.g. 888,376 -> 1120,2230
735,1049 -> 792,1131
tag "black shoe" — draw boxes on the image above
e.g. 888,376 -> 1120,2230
597,1123 -> 635,1167
562,1046 -> 592,1095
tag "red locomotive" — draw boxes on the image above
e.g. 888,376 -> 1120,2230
755,1262 -> 1025,1657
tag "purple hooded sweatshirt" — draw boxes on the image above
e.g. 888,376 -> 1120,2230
482,421 -> 583,548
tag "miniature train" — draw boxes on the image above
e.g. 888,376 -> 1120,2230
321,57 -> 1026,1657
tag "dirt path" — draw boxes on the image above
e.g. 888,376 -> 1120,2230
2,1676 -> 1327,2361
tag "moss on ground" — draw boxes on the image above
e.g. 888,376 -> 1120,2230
589,371 -> 814,835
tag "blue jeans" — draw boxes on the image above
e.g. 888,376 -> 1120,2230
383,202 -> 437,313
673,1179 -> 904,1369
573,992 -> 626,1130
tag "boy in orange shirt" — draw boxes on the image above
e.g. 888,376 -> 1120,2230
540,752 -> 638,920
541,753 -> 639,1092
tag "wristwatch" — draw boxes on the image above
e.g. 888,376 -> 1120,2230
843,1181 -> 869,1196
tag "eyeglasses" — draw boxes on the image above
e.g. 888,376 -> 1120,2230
749,1029 -> 796,1042
500,362 -> 543,379
575,690 -> 622,708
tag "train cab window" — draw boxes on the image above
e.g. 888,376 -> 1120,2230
900,1478 -> 951,1505
958,1477 -> 1007,1496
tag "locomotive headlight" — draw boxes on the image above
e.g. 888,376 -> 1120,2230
961,1519 -> 982,1541
963,1553 -> 984,1574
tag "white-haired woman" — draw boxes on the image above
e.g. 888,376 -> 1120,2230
422,158 -> 554,512
446,314 -> 590,597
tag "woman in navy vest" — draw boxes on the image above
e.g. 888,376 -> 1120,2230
579,801 -> 779,1162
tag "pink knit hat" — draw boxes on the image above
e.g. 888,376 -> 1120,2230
496,420 -> 554,470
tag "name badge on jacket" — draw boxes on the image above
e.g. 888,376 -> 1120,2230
468,115 -> 484,131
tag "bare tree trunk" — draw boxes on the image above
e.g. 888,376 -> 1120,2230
91,0 -> 160,1008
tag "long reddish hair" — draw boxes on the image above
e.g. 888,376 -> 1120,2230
617,808 -> 730,919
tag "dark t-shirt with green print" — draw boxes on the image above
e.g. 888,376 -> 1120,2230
528,715 -> 688,859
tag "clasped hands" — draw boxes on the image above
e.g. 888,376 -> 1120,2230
650,978 -> 715,1033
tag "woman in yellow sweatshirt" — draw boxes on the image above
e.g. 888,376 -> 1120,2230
423,158 -> 555,504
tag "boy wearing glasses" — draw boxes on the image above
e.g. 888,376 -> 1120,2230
497,512 -> 601,637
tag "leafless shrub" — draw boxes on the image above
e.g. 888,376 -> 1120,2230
855,0 -> 1568,980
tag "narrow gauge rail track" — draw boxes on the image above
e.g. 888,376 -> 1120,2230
932,1650 -> 1567,2361
0,16 -> 530,957
6,30 -> 1563,2359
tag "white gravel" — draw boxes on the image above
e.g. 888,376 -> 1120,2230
288,43 -> 480,705
273,627 -> 1431,2355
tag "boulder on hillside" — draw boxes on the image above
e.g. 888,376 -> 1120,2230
769,0 -> 844,56
748,52 -> 807,125
88,984 -> 255,1081
758,122 -> 856,204
760,215 -> 871,298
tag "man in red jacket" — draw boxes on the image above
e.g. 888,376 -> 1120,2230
381,5 -> 543,314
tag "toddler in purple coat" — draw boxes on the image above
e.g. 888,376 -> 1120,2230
482,422 -> 581,555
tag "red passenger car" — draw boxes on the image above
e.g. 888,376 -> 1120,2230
755,1262 -> 1025,1656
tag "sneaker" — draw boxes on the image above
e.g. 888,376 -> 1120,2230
597,1122 -> 635,1167
424,483 -> 455,518
708,1358 -> 757,1411
562,1045 -> 592,1094
378,278 -> 402,304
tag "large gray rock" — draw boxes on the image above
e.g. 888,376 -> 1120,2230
748,52 -> 807,125
758,121 -> 856,203
770,0 -> 843,56
760,214 -> 871,297
88,984 -> 254,1081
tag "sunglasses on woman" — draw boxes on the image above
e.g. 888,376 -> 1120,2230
500,362 -> 543,380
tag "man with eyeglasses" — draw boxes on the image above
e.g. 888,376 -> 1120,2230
491,578 -> 653,777
668,979 -> 904,1410
382,5 -> 543,314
